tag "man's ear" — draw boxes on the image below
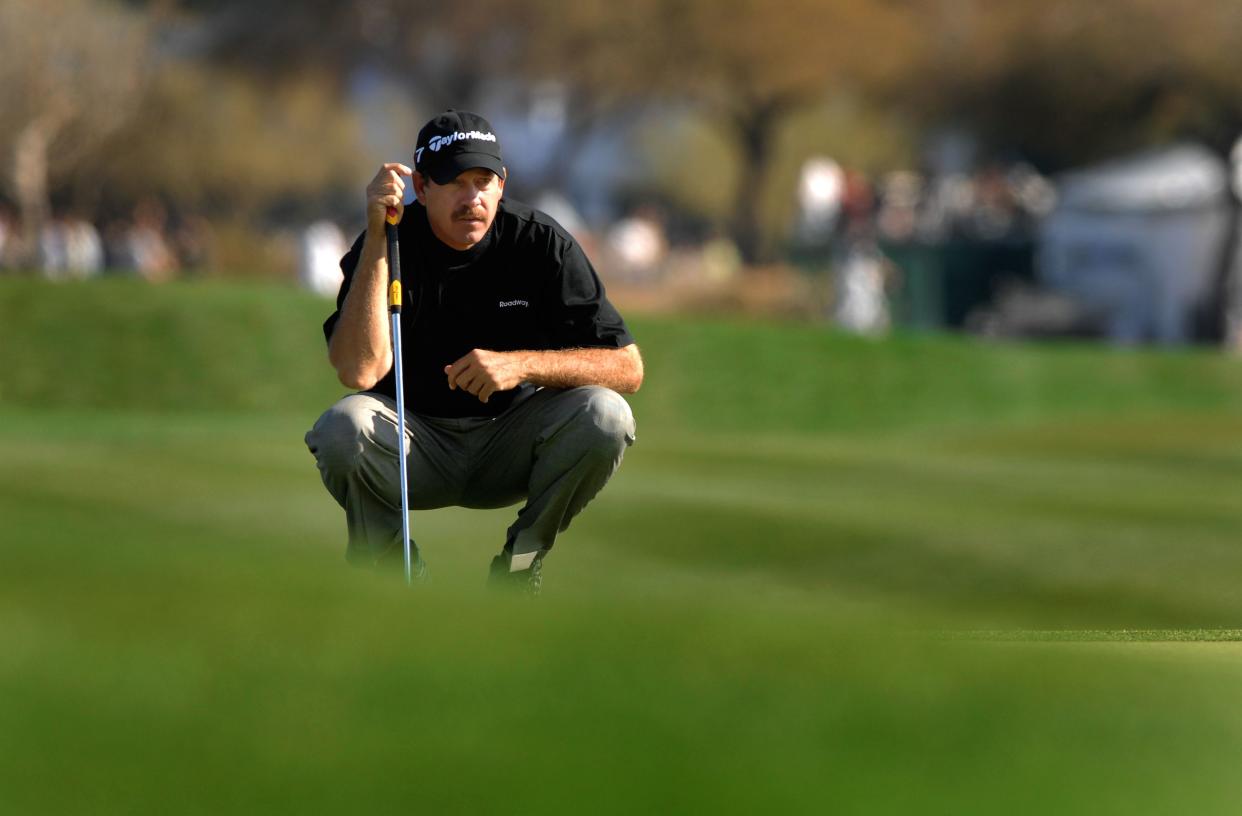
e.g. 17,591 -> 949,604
498,168 -> 507,195
412,171 -> 429,204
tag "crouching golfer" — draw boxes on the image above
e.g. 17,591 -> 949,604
305,110 -> 642,594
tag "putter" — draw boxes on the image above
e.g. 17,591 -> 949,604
385,206 -> 420,584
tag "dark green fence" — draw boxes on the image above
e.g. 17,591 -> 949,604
881,239 -> 1035,330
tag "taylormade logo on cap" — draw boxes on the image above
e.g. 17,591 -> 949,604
416,130 -> 498,163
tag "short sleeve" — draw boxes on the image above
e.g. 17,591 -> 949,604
546,239 -> 635,349
322,230 -> 367,345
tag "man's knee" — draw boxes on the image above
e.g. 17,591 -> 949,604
306,394 -> 382,475
576,386 -> 636,457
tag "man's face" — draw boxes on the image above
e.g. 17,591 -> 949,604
414,167 -> 505,250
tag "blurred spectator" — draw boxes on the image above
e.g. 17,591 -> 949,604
970,164 -> 1018,240
297,220 -> 347,297
103,219 -> 138,271
833,242 -> 891,336
1008,163 -> 1058,221
929,173 -> 976,240
876,171 -> 922,243
605,206 -> 668,282
0,205 -> 14,269
174,215 -> 214,276
38,218 -> 69,277
64,215 -> 104,278
126,198 -> 178,281
840,169 -> 877,241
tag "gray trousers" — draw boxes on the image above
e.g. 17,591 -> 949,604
305,386 -> 635,570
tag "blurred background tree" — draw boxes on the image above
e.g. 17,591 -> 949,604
0,0 -> 148,266
147,0 -> 925,263
4,0 -> 1242,277
78,60 -> 370,275
905,0 -> 1242,169
493,0 -> 924,263
176,0 -> 503,114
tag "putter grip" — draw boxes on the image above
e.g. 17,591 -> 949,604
385,209 -> 402,312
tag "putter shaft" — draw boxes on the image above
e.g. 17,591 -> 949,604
385,209 -> 414,584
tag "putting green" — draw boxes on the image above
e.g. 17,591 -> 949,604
2,279 -> 1241,813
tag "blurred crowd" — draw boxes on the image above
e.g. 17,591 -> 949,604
1,161 -> 1052,291
819,162 -> 1057,246
10,145 -> 1238,350
0,199 -> 211,282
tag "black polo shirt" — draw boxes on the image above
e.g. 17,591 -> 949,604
324,199 -> 635,418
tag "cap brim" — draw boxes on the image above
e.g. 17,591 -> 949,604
425,153 -> 506,185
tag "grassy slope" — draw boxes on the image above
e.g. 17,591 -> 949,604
2,278 -> 1242,813
6,277 -> 1242,427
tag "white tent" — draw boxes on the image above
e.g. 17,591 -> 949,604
1037,143 -> 1241,344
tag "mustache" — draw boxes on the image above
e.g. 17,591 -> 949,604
453,206 -> 487,220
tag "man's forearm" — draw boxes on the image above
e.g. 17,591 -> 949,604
517,345 -> 644,394
328,229 -> 392,389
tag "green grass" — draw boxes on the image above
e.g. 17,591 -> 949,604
945,630 -> 1242,641
2,277 -> 1242,813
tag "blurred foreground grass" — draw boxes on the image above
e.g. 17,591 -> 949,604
2,278 -> 1241,813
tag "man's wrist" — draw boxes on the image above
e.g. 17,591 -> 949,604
514,350 -> 538,382
360,229 -> 388,266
